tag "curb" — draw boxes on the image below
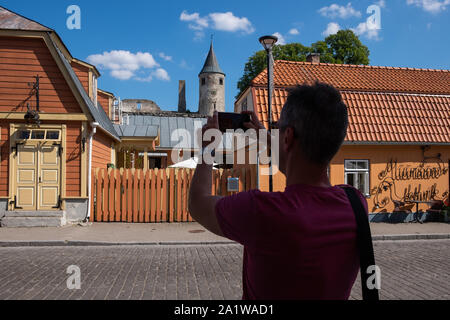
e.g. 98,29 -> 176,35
0,240 -> 237,248
372,234 -> 450,241
0,234 -> 449,248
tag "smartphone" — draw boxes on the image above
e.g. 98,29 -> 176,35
218,112 -> 251,133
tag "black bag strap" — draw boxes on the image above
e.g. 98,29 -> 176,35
340,186 -> 380,301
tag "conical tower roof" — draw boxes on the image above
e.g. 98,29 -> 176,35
199,42 -> 225,76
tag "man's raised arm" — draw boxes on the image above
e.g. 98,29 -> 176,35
188,112 -> 224,237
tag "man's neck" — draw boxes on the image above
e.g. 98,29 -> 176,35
285,160 -> 331,189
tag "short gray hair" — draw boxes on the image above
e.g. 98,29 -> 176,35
278,82 -> 349,165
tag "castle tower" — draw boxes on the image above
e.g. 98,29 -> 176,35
198,42 -> 226,116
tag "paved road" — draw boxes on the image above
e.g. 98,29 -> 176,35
0,240 -> 448,300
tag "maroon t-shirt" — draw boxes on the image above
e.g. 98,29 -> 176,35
215,184 -> 368,300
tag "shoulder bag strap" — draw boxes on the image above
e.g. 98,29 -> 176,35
341,186 -> 380,301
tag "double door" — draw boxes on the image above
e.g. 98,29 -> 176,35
15,142 -> 61,211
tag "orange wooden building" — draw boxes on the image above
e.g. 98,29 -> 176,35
0,6 -> 133,226
235,58 -> 450,220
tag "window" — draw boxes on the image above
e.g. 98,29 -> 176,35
345,160 -> 370,197
46,131 -> 60,140
31,131 -> 45,140
219,78 -> 224,85
201,78 -> 206,86
18,130 -> 31,140
137,103 -> 142,110
241,98 -> 248,112
16,129 -> 61,141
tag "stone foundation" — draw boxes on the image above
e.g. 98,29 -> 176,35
65,198 -> 89,224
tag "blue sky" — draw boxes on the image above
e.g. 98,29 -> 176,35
2,0 -> 449,112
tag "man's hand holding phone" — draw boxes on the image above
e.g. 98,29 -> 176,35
242,111 -> 273,151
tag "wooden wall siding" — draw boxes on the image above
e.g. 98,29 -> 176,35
70,61 -> 89,95
0,122 -> 9,197
97,91 -> 110,116
0,36 -> 82,114
90,167 -> 257,223
66,122 -> 81,197
92,130 -> 113,169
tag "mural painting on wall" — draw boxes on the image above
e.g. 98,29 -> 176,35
371,154 -> 449,210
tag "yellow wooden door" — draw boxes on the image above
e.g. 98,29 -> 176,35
16,143 -> 38,210
38,143 -> 61,210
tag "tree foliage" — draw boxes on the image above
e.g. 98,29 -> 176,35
236,29 -> 370,98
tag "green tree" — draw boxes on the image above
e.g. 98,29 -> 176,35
325,30 -> 370,65
236,29 -> 370,98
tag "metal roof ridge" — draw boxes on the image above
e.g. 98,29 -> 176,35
274,60 -> 450,73
251,85 -> 450,97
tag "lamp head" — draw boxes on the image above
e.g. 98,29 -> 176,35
259,35 -> 278,51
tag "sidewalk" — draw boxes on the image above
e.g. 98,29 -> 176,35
0,222 -> 449,247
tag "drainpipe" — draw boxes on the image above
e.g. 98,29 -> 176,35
85,122 -> 99,222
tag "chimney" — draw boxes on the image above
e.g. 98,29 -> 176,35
306,53 -> 320,63
178,80 -> 187,113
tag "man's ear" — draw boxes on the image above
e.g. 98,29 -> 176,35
282,127 -> 295,153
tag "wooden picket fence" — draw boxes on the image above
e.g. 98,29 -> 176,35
90,167 -> 257,223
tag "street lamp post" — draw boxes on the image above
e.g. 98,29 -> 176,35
259,35 -> 278,193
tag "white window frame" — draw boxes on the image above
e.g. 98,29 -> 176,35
344,160 -> 370,197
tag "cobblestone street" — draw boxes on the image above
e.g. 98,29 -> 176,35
0,240 -> 448,300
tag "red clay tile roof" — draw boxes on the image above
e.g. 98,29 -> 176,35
252,60 -> 450,95
253,88 -> 450,144
250,60 -> 450,144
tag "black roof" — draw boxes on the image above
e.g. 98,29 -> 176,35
199,43 -> 225,76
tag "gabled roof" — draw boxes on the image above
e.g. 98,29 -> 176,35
49,38 -> 120,141
199,43 -> 225,76
253,87 -> 450,145
250,60 -> 450,145
0,6 -> 120,140
0,6 -> 52,31
252,60 -> 450,95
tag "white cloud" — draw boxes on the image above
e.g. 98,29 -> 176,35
288,28 -> 300,35
273,32 -> 286,45
351,22 -> 381,40
322,22 -> 341,36
134,75 -> 153,82
194,31 -> 205,41
318,3 -> 362,19
406,0 -> 450,13
152,68 -> 170,81
180,11 -> 209,30
110,70 -> 134,80
209,12 -> 255,34
159,52 -> 172,61
376,0 -> 386,8
87,50 -> 169,82
180,11 -> 255,38
179,59 -> 193,70
135,68 -> 170,82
